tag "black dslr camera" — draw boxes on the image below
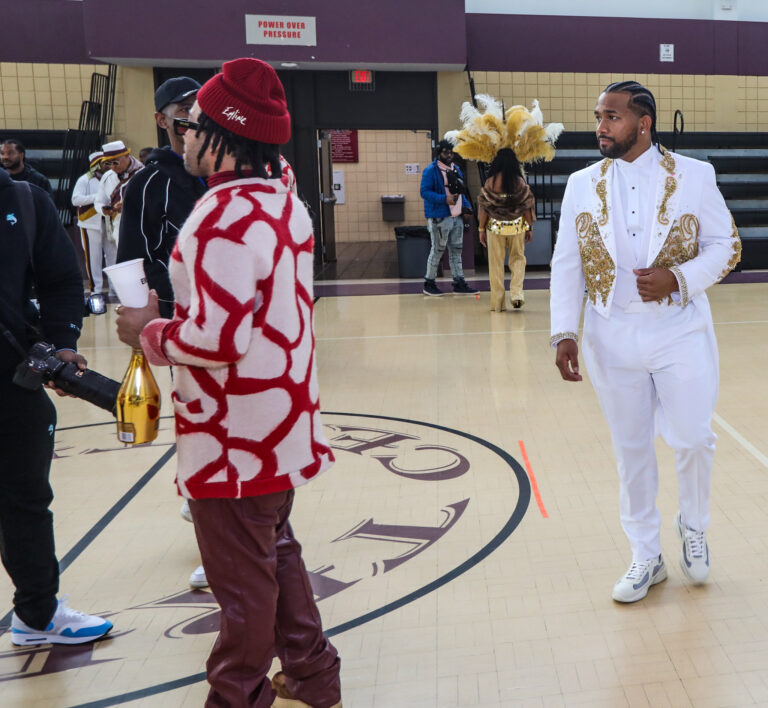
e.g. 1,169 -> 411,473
13,342 -> 121,415
445,168 -> 466,196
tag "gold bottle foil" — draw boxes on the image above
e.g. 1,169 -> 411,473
116,348 -> 161,444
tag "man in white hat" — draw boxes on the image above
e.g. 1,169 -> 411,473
71,152 -> 111,305
94,141 -> 143,248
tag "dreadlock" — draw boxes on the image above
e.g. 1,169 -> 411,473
195,111 -> 282,178
604,80 -> 662,153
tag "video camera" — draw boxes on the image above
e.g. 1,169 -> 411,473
445,168 -> 466,196
13,342 -> 120,415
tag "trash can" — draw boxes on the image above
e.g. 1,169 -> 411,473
381,194 -> 405,221
395,225 -> 431,278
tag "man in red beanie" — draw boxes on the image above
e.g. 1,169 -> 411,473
115,58 -> 342,708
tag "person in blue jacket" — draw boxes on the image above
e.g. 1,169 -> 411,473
419,140 -> 477,295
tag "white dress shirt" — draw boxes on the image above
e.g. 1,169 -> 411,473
612,146 -> 659,308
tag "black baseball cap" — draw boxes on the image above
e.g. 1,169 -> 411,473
154,76 -> 201,112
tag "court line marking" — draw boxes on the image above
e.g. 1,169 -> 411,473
519,440 -> 548,518
316,318 -> 768,342
317,328 -> 551,341
0,445 -> 177,632
713,412 -> 768,469
68,412 -> 532,708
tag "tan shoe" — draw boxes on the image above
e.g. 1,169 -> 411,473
271,672 -> 342,708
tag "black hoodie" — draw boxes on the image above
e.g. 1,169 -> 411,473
0,168 -> 83,371
116,146 -> 207,318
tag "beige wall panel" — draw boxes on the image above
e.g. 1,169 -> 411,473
113,66 -> 158,155
440,70 -> 768,135
0,62 -> 109,131
333,129 -> 433,244
437,71 -> 471,141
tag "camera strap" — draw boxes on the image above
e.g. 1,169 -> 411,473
0,312 -> 32,360
0,183 -> 43,359
14,181 -> 37,269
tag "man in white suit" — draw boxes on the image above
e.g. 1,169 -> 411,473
550,81 -> 741,603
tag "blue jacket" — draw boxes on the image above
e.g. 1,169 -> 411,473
420,159 -> 472,218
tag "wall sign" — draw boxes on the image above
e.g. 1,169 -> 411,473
405,163 -> 420,175
330,130 -> 359,163
245,15 -> 317,46
332,169 -> 346,205
349,69 -> 375,92
659,43 -> 674,62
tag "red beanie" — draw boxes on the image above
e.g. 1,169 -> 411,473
197,58 -> 291,144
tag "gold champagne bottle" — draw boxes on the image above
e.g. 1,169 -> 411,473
116,348 -> 161,444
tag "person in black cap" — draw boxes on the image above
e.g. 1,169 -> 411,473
116,76 -> 207,319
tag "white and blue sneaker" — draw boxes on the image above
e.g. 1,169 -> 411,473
612,554 -> 667,603
675,511 -> 710,584
11,598 -> 113,645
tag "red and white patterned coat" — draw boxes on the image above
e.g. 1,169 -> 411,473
141,175 -> 334,499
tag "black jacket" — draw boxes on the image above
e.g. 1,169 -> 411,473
116,146 -> 207,318
9,164 -> 54,198
0,168 -> 83,372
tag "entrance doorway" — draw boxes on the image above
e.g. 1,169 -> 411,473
315,128 -> 433,280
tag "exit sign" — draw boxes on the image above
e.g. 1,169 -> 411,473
349,69 -> 375,92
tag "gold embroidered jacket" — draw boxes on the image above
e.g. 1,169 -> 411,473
550,149 -> 740,346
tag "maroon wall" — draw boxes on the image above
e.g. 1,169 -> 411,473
4,2 -> 768,77
466,13 -> 768,76
80,0 -> 466,67
0,0 -> 94,63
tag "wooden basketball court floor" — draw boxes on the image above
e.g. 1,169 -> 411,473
1,279 -> 767,707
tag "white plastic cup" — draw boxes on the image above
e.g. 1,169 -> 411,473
103,258 -> 149,307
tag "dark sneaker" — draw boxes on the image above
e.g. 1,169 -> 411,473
423,280 -> 443,296
452,279 -> 477,295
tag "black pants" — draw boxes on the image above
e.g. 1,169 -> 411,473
0,375 -> 59,629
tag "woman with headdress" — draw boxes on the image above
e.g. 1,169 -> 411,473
446,96 -> 562,312
477,148 -> 535,310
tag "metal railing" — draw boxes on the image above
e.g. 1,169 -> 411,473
54,66 -> 117,225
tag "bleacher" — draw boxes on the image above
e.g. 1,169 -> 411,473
530,131 -> 768,270
0,129 -> 68,194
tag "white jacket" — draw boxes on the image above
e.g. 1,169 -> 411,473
550,148 -> 741,345
71,172 -> 103,230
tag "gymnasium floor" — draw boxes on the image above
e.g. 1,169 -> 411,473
1,278 -> 767,707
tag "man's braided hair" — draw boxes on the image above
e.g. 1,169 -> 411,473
194,111 -> 282,178
603,80 -> 662,154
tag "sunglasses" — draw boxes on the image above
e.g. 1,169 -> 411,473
173,117 -> 200,136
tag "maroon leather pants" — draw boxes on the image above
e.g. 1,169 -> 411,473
189,490 -> 341,708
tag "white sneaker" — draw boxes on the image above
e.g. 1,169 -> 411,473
675,511 -> 710,584
180,499 -> 193,523
11,598 -> 113,645
189,565 -> 208,588
612,554 -> 667,603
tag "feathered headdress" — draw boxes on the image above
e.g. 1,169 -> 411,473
444,95 -> 564,164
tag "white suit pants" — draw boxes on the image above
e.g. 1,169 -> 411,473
582,300 -> 717,561
80,226 -> 115,293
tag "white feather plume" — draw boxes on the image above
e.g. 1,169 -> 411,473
529,99 -> 543,126
545,122 -> 565,143
474,94 -> 504,120
443,130 -> 460,145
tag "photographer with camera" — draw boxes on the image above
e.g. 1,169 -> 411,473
0,166 -> 113,646
419,139 -> 477,296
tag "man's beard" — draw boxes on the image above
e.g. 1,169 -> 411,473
1,159 -> 21,171
597,132 -> 638,159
